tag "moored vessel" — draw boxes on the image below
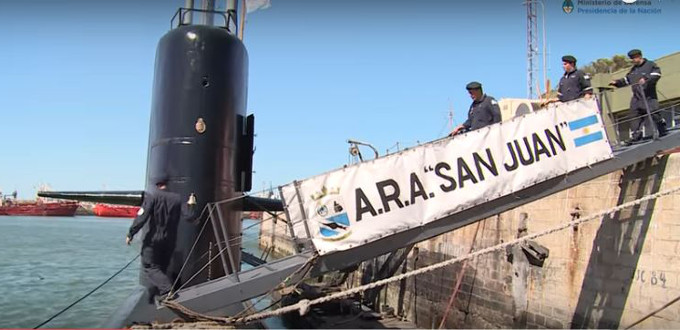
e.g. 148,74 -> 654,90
93,204 -> 140,218
0,200 -> 79,216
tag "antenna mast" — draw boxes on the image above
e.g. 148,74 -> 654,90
525,0 -> 547,100
526,1 -> 538,99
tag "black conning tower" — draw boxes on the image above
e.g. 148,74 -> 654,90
147,4 -> 253,287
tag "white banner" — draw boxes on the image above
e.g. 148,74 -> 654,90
281,99 -> 612,255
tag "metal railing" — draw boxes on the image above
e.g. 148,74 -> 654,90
596,83 -> 679,146
170,7 -> 237,32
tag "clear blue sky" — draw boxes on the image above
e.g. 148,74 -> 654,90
1,0 -> 679,198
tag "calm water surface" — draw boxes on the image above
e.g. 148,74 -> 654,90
0,216 -> 275,328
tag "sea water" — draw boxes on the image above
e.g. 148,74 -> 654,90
0,216 -> 277,328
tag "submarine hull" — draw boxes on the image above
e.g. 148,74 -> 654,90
106,24 -> 251,326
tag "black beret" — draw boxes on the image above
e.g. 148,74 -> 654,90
627,49 -> 642,58
562,55 -> 577,64
465,81 -> 482,90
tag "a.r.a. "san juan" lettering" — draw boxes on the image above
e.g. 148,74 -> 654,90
503,126 -> 565,171
354,149 -> 498,221
435,148 -> 498,192
355,172 -> 430,221
353,125 -> 567,222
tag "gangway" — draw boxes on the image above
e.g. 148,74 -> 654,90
314,130 -> 680,273
113,100 -> 680,325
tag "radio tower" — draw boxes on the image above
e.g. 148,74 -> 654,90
526,2 -> 538,99
525,0 -> 547,100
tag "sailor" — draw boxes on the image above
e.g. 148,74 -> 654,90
609,49 -> 667,142
556,55 -> 592,102
449,81 -> 502,136
126,175 -> 196,301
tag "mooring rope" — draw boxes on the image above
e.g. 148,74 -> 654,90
161,253 -> 318,323
34,189 -> 284,328
624,294 -> 680,329
34,254 -> 140,329
162,183 -> 680,326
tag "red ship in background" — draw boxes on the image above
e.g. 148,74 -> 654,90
93,204 -> 140,218
0,189 -> 79,216
0,200 -> 79,216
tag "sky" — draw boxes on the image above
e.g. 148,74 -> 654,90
1,0 -> 679,199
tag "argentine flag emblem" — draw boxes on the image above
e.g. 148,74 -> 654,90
569,115 -> 604,147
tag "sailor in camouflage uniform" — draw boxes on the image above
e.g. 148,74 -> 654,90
557,55 -> 592,102
609,49 -> 667,142
450,81 -> 502,136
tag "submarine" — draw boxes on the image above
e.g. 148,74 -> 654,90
39,0 -> 283,326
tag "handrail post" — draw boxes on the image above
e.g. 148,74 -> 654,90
279,185 -> 304,253
597,87 -> 621,145
637,85 -> 659,140
215,204 -> 240,282
293,180 -> 313,241
207,204 -> 231,278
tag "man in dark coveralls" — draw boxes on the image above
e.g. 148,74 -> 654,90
450,81 -> 502,136
126,176 -> 195,300
609,49 -> 667,142
557,55 -> 592,102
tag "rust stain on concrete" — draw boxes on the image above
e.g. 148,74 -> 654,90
568,225 -> 580,303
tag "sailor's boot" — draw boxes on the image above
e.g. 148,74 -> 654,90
656,119 -> 668,137
626,131 -> 643,145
